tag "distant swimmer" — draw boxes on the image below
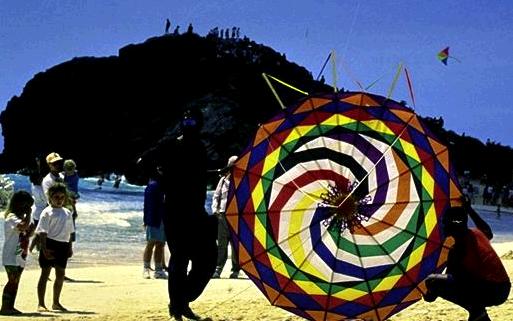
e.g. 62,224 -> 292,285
113,175 -> 122,189
96,175 -> 104,190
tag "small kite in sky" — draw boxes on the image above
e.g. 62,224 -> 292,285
437,46 -> 461,65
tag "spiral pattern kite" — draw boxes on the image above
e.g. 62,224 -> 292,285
226,91 -> 462,321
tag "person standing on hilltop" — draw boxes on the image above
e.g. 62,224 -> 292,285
138,108 -> 217,321
165,18 -> 171,34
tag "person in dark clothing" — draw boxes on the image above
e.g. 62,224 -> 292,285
138,108 -> 217,321
424,199 -> 510,321
142,167 -> 167,279
165,18 -> 171,34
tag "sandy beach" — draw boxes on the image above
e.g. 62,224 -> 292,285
0,243 -> 510,321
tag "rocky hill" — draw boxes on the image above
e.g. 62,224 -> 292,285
0,31 -> 328,183
1,31 -> 512,186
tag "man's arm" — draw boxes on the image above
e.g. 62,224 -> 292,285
464,197 -> 493,239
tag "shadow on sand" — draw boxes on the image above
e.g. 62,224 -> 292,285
10,310 -> 97,317
64,278 -> 104,284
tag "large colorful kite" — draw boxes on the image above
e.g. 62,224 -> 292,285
226,91 -> 462,320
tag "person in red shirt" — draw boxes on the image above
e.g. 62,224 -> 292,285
424,200 -> 511,321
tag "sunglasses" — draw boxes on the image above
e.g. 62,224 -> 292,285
182,118 -> 197,127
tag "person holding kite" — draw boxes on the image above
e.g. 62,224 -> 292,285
137,108 -> 217,321
424,198 -> 510,321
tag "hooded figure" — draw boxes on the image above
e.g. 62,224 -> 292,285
137,108 -> 217,321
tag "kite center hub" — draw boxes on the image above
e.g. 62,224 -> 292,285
333,192 -> 358,219
320,182 -> 369,233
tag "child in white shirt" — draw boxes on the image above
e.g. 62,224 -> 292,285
35,183 -> 74,312
1,190 -> 34,315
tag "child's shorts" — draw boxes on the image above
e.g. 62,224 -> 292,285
4,265 -> 24,274
39,238 -> 70,269
146,224 -> 166,242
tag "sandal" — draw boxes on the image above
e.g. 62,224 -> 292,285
37,305 -> 49,312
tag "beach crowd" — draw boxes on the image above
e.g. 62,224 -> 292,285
1,107 -> 511,321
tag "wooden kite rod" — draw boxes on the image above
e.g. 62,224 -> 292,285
330,50 -> 338,92
266,74 -> 309,96
262,73 -> 286,109
387,62 -> 403,99
316,52 -> 332,81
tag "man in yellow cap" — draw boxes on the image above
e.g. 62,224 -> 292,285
42,153 -> 64,203
31,152 -> 65,258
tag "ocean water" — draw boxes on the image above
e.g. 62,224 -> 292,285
1,174 -> 512,269
1,174 -> 214,269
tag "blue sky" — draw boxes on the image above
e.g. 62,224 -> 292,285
1,0 -> 513,151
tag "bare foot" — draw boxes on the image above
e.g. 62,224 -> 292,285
37,305 -> 49,312
52,303 -> 68,311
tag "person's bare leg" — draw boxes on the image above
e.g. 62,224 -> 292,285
143,240 -> 156,266
154,242 -> 165,268
37,267 -> 51,311
52,267 -> 67,311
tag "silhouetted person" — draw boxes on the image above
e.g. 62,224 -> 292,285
138,108 -> 217,321
165,19 -> 171,34
224,28 -> 229,39
113,175 -> 122,189
424,199 -> 510,321
187,23 -> 193,34
96,175 -> 104,190
173,25 -> 180,35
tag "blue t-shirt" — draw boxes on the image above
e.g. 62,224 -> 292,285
64,172 -> 80,198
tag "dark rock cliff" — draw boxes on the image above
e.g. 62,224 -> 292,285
0,32 -> 328,183
1,32 -> 512,186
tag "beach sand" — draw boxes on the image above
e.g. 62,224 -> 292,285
0,243 -> 512,321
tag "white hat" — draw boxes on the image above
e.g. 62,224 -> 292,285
227,155 -> 238,167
